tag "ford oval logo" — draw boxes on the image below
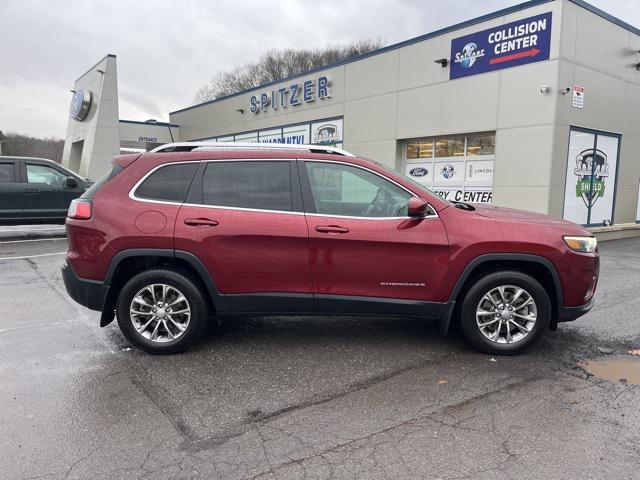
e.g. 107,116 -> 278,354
409,167 -> 428,177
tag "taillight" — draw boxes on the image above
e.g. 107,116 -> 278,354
68,199 -> 92,219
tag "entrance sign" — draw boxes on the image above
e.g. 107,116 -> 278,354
450,12 -> 552,80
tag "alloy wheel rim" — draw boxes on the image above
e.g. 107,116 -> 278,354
476,285 -> 537,344
129,284 -> 191,343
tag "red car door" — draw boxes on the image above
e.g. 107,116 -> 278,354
174,159 -> 313,313
300,160 -> 450,313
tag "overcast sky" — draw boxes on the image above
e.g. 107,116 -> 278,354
1,0 -> 638,138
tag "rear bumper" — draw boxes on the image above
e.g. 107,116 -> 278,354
558,298 -> 595,323
61,262 -> 108,311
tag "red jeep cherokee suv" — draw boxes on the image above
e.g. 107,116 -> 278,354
62,143 -> 599,355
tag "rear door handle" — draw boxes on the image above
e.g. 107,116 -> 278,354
184,218 -> 219,227
25,188 -> 40,194
315,225 -> 349,234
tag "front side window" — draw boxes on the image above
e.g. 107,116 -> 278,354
26,164 -> 67,186
202,161 -> 293,212
0,163 -> 14,183
305,162 -> 412,218
135,163 -> 198,202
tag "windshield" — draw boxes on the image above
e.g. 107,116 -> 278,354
368,160 -> 452,205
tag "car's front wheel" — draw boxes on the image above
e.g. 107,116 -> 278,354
460,270 -> 551,355
116,268 -> 209,354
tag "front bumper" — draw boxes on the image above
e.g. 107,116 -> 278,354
558,297 -> 595,323
61,262 -> 109,311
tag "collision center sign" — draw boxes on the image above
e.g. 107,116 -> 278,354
449,12 -> 552,80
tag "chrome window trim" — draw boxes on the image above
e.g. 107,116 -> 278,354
301,159 -> 439,219
129,161 -> 200,204
129,159 -> 439,220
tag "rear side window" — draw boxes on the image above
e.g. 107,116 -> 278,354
0,163 -> 14,183
81,163 -> 123,199
203,161 -> 292,212
135,163 -> 198,202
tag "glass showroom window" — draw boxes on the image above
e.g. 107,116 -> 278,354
404,132 -> 495,204
205,117 -> 344,149
466,133 -> 495,156
435,137 -> 465,157
406,139 -> 434,159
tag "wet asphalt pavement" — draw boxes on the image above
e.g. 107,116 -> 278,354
1,237 -> 639,479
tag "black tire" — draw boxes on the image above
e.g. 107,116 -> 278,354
459,270 -> 551,355
116,268 -> 210,354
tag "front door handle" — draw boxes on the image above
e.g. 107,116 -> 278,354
184,218 -> 219,227
315,225 -> 349,234
25,188 -> 40,194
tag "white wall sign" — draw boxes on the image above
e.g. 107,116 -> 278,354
572,84 -> 585,109
210,118 -> 343,147
258,128 -> 282,143
234,131 -> 258,142
434,161 -> 463,183
405,162 -> 434,184
465,159 -> 494,183
636,180 -> 640,223
311,119 -> 343,146
281,124 -> 310,144
563,128 -> 619,225
432,186 -> 493,203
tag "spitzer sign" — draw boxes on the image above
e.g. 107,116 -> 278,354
450,12 -> 552,80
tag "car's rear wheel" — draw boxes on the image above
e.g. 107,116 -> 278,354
460,270 -> 551,355
116,268 -> 209,354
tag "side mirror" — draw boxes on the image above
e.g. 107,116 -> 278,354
65,177 -> 79,189
407,197 -> 430,218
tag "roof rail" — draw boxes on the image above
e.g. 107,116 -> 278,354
149,141 -> 355,157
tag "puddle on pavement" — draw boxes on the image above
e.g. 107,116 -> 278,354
582,356 -> 640,385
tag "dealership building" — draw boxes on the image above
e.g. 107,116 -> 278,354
62,0 -> 640,235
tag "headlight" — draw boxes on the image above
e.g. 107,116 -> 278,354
563,236 -> 597,253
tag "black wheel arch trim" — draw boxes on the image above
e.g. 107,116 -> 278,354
99,250 -> 566,333
102,248 -> 310,322
441,253 -> 564,334
100,248 -> 222,327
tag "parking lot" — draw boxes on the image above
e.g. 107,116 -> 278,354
1,237 -> 639,479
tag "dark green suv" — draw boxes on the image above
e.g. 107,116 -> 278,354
0,156 -> 87,224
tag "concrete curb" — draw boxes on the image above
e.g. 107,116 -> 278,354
0,227 -> 67,242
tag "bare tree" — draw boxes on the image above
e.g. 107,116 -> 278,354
194,39 -> 384,103
0,131 -> 64,162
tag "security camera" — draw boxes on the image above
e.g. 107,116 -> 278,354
539,85 -> 551,94
560,87 -> 571,95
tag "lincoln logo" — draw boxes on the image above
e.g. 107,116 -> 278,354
409,167 -> 428,177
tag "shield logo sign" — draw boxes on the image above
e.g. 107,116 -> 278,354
574,149 -> 609,208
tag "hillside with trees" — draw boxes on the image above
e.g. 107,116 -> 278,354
195,39 -> 384,102
0,131 -> 64,162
